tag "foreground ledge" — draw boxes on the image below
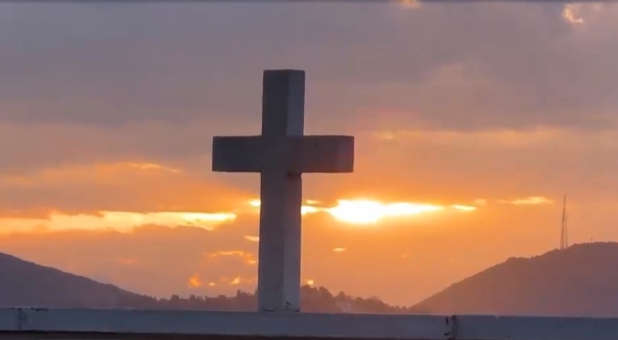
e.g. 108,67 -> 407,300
1,308 -> 618,340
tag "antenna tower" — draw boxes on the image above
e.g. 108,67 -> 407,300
560,194 -> 568,250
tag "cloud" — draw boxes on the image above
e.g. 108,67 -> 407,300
473,199 -> 488,206
0,161 -> 244,216
243,235 -> 259,243
2,2 -> 618,133
124,162 -> 182,174
187,274 -> 203,288
0,195 -> 483,234
248,198 -> 453,224
500,196 -> 554,206
451,205 -> 477,212
207,250 -> 257,266
372,128 -> 566,148
1,162 -> 182,189
562,4 -> 584,25
399,0 -> 421,10
0,210 -> 237,234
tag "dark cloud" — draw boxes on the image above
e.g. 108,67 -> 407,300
0,3 -> 616,129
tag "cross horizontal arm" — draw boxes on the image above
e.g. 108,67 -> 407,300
289,136 -> 354,173
212,136 -> 264,172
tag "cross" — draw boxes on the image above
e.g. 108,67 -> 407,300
212,70 -> 354,312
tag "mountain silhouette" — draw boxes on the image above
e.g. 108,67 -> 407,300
413,242 -> 618,317
0,251 -> 405,313
5,242 -> 618,316
0,252 -> 157,308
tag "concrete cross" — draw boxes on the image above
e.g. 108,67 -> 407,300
212,70 -> 354,312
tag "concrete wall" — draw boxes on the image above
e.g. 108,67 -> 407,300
2,309 -> 618,340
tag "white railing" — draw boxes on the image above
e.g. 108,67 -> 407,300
1,308 -> 618,339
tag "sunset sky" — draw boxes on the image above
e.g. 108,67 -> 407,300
1,2 -> 617,306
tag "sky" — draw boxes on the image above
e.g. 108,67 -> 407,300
0,1 -> 617,306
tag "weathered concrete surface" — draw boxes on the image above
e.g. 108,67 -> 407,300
212,136 -> 353,173
212,70 -> 354,312
0,309 -> 445,339
2,308 -> 618,340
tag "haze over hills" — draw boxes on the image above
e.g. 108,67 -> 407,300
413,242 -> 618,317
4,243 -> 618,316
0,251 -> 405,313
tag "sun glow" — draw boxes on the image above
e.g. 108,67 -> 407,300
248,198 -> 453,224
301,205 -> 320,215
327,200 -> 444,224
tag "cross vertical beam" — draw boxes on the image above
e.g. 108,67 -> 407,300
258,171 -> 302,312
258,70 -> 304,312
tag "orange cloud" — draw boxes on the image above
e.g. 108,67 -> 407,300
244,235 -> 259,243
208,250 -> 257,266
248,198 -> 449,224
399,0 -> 420,9
0,210 -> 236,234
0,194 -> 482,234
500,196 -> 554,206
1,162 -> 182,188
473,199 -> 488,206
187,274 -> 202,288
452,204 -> 477,212
372,128 -> 565,148
124,162 -> 182,174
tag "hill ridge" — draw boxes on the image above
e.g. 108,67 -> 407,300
413,242 -> 618,317
0,251 -> 156,308
0,251 -> 407,313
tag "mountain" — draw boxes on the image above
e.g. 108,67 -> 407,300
413,242 -> 618,317
7,243 -> 618,316
0,251 -> 405,313
0,252 -> 157,308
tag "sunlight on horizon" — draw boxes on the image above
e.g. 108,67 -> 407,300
327,200 -> 444,224
0,195 -> 537,234
248,198 -> 448,224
